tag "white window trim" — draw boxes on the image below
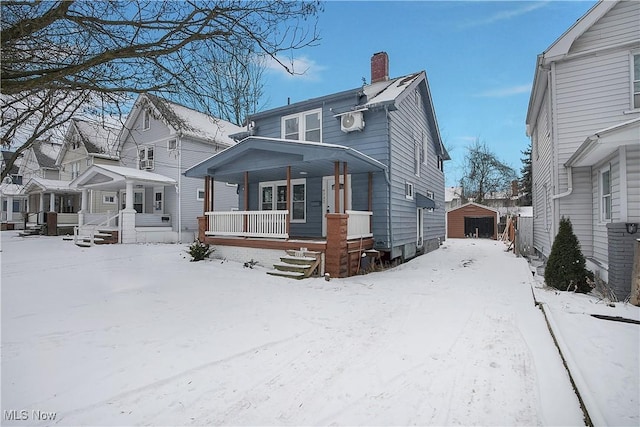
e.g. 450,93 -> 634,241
138,146 -> 154,171
103,194 -> 116,204
143,110 -> 151,131
629,51 -> 640,112
599,165 -> 612,223
281,108 -> 322,142
167,138 -> 177,151
405,181 -> 414,200
259,178 -> 307,223
196,188 -> 205,201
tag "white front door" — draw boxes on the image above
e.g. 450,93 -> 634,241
153,187 -> 164,213
417,208 -> 425,249
322,175 -> 351,237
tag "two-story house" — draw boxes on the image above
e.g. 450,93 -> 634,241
186,52 -> 450,278
526,0 -> 640,299
70,93 -> 243,244
1,150 -> 25,228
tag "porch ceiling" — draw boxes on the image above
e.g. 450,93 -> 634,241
566,117 -> 640,167
70,164 -> 176,191
184,137 -> 388,183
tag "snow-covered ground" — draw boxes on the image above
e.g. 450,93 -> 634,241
1,232 -> 638,426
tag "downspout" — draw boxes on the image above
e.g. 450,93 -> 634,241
177,132 -> 182,243
385,105 -> 394,253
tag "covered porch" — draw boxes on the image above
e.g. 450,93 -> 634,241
22,178 -> 81,234
185,137 -> 388,277
70,164 -> 177,244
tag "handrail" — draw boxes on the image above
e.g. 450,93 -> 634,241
75,210 -> 121,245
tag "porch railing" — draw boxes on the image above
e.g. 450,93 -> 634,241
346,210 -> 373,240
205,210 -> 289,238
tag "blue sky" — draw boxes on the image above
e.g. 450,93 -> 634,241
260,0 -> 598,187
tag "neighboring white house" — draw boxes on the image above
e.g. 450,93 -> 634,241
71,93 -> 244,244
526,0 -> 640,299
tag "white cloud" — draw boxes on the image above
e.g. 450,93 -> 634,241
474,84 -> 531,98
461,1 -> 549,28
264,55 -> 326,81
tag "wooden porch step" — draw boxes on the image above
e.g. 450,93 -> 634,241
266,270 -> 305,280
280,255 -> 318,265
62,235 -> 74,241
75,242 -> 92,248
273,262 -> 313,274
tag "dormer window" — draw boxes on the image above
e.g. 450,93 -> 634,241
282,109 -> 322,142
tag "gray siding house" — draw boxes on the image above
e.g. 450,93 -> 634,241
526,0 -> 640,299
71,94 -> 243,243
186,52 -> 450,277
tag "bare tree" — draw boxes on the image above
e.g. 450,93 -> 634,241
1,0 -> 321,181
460,139 -> 517,205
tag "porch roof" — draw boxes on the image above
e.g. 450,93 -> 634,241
184,136 -> 388,183
566,117 -> 640,167
70,164 -> 176,191
23,177 -> 80,194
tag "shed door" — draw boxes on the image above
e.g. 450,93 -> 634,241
464,216 -> 494,238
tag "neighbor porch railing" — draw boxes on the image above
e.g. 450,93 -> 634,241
346,210 -> 373,239
205,210 -> 289,238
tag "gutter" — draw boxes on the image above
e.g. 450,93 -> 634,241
551,166 -> 573,200
385,105 -> 394,252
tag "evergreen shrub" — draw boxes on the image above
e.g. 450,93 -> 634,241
187,240 -> 214,262
544,217 -> 593,293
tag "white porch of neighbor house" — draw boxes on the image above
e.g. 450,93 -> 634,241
22,178 -> 81,234
70,164 -> 177,244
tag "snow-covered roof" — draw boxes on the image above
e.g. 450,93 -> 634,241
361,72 -> 422,109
23,177 -> 77,193
73,118 -> 121,159
32,141 -> 61,170
70,164 -> 176,191
0,182 -> 24,196
145,94 -> 243,147
496,206 -> 533,218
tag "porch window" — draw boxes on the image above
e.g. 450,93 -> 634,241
197,188 -> 205,201
633,53 -> 640,109
139,146 -> 154,170
600,167 -> 611,222
103,194 -> 116,204
259,179 -> 306,222
281,109 -> 322,142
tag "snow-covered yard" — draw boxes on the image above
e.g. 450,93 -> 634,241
1,232 -> 637,426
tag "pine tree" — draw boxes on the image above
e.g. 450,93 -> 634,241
544,217 -> 593,293
519,144 -> 532,206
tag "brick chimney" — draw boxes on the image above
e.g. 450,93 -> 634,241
371,52 -> 389,84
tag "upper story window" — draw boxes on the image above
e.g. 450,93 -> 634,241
600,166 -> 611,222
282,109 -> 322,142
167,138 -> 177,151
71,161 -> 80,179
139,146 -> 154,170
143,110 -> 151,131
633,53 -> 640,109
405,181 -> 414,200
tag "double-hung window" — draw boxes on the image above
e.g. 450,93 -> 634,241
600,167 -> 611,222
139,146 -> 154,170
71,161 -> 80,179
143,110 -> 150,130
633,53 -> 640,109
282,109 -> 322,142
259,179 -> 306,222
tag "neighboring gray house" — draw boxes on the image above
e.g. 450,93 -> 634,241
71,93 -> 243,244
186,52 -> 450,277
526,0 -> 640,298
1,150 -> 25,227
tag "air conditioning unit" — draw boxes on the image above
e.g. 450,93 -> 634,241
340,111 -> 365,133
140,159 -> 154,170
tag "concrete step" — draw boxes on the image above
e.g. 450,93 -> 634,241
266,270 -> 305,280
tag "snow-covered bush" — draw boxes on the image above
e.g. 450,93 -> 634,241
186,240 -> 214,262
544,217 -> 593,293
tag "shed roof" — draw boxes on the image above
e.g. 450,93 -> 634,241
447,202 -> 500,215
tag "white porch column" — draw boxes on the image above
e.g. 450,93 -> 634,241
6,195 -> 14,221
78,189 -> 88,226
121,180 -> 136,243
39,193 -> 44,223
49,192 -> 55,212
